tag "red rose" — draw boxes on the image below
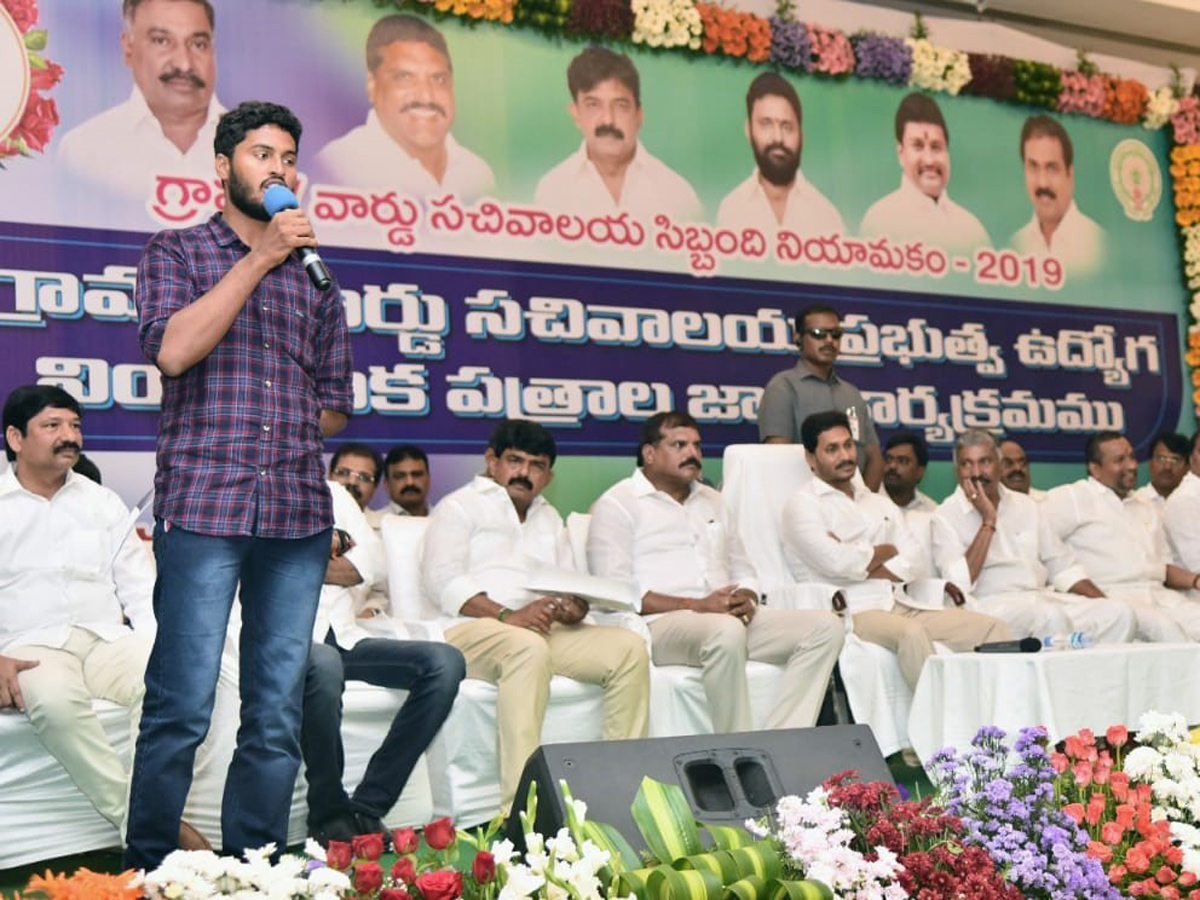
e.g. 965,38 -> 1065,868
352,831 -> 386,861
1062,802 -> 1085,825
4,0 -> 38,32
423,816 -> 456,850
1107,724 -> 1130,748
393,827 -> 419,854
326,840 -> 353,870
1127,847 -> 1152,874
392,857 -> 417,884
415,868 -> 464,900
472,850 -> 496,884
30,60 -> 63,92
381,890 -> 411,900
355,861 -> 384,893
10,91 -> 58,154
1157,866 -> 1179,885
1088,840 -> 1113,863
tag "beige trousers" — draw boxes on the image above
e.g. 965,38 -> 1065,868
445,618 -> 649,811
12,627 -> 152,829
647,607 -> 844,734
853,607 -> 1010,690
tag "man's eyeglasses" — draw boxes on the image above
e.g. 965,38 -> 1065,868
1153,455 -> 1186,467
332,467 -> 377,485
804,327 -> 844,341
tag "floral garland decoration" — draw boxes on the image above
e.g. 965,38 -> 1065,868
631,0 -> 701,50
0,0 -> 63,166
850,33 -> 911,85
696,3 -> 770,63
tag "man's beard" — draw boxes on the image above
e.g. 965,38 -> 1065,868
753,140 -> 800,187
226,167 -> 271,222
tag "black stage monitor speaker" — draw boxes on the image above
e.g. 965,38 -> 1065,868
505,724 -> 890,850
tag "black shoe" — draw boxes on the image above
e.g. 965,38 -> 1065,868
311,812 -> 359,847
355,811 -> 392,849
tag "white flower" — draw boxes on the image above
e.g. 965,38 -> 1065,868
499,863 -> 545,900
1125,745 -> 1165,780
491,837 -> 518,867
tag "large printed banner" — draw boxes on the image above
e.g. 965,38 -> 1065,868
0,0 -> 1188,460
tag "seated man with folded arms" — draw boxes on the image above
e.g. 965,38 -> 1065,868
1043,430 -> 1200,641
1163,431 -> 1200,572
931,430 -> 1135,642
0,385 -> 208,850
422,420 -> 649,813
301,445 -> 464,846
782,412 -> 1007,691
588,410 -> 843,733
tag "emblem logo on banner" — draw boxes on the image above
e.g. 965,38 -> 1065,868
1110,139 -> 1163,222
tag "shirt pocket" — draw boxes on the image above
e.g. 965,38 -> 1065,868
64,527 -> 110,580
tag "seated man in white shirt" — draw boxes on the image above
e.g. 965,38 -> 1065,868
716,72 -> 844,238
0,385 -> 206,850
931,429 -> 1135,642
315,14 -> 495,202
587,411 -> 843,732
1134,431 -> 1190,511
782,412 -> 1006,691
881,431 -> 937,517
1043,430 -> 1200,641
422,420 -> 648,812
1164,431 -> 1200,572
57,0 -> 223,202
534,47 -> 702,222
302,446 -> 464,846
1009,116 -> 1104,275
859,92 -> 989,254
998,437 -> 1046,501
366,444 -> 431,532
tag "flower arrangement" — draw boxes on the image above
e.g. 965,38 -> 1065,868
1173,96 -> 1200,146
1106,77 -> 1149,125
1146,85 -> 1182,131
1058,70 -> 1108,118
566,0 -> 633,41
1171,145 -> 1200,228
849,33 -> 911,85
767,16 -> 809,70
630,0 -> 701,50
419,0 -> 516,24
929,724 -> 1119,898
961,53 -> 1016,100
514,0 -> 571,35
0,0 -> 63,166
905,38 -> 971,96
695,4 -> 771,63
1012,59 -> 1064,109
802,24 -> 853,76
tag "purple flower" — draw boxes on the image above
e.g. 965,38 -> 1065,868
769,17 -> 809,70
850,32 -> 911,84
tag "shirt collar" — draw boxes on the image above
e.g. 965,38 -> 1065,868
571,140 -> 650,178
897,173 -> 955,211
811,474 -> 860,502
206,212 -> 245,249
795,358 -> 840,384
127,85 -> 223,133
0,466 -> 81,500
747,167 -> 814,201
364,110 -> 461,163
630,466 -> 700,502
471,473 -> 547,516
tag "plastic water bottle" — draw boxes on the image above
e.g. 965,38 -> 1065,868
1042,632 -> 1093,651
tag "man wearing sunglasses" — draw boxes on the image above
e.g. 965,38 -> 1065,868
758,303 -> 885,490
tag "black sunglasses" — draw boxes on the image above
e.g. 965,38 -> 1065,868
803,327 -> 844,341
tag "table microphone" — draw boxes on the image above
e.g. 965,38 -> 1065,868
262,184 -> 332,290
974,637 -> 1042,653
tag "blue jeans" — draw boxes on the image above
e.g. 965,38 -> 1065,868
123,523 -> 330,870
302,634 -> 464,826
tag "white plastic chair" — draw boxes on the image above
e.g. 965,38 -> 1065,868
721,444 -> 916,756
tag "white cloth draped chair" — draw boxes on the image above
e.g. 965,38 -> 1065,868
720,443 -> 918,756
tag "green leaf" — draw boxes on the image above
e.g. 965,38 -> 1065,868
728,843 -> 782,882
28,52 -> 47,70
583,819 -> 641,873
723,875 -> 765,900
647,865 -> 723,900
702,824 -> 754,851
765,878 -> 835,900
617,866 -> 658,900
631,777 -> 703,863
678,850 -> 740,884
24,29 -> 48,51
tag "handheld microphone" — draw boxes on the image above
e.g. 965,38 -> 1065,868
974,637 -> 1043,653
262,184 -> 332,291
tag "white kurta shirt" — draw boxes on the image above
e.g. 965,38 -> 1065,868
781,476 -> 922,613
1042,478 -> 1169,587
931,483 -> 1087,596
314,481 -> 393,648
315,110 -> 496,202
586,469 -> 758,621
422,476 -> 573,623
1010,201 -> 1104,274
859,176 -> 990,254
0,469 -> 155,653
534,141 -> 702,222
365,500 -> 410,533
716,169 -> 845,237
1163,471 -> 1200,571
57,87 -> 224,201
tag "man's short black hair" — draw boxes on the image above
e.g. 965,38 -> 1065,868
330,442 -> 383,482
489,419 -> 557,465
793,303 -> 838,337
4,384 -> 82,462
567,46 -> 640,106
894,92 -> 948,146
1019,114 -> 1073,169
365,13 -> 450,73
801,410 -> 850,454
124,0 -> 214,29
1085,431 -> 1125,466
885,431 -> 929,468
745,72 -> 801,127
384,443 -> 429,471
1150,431 -> 1190,461
637,411 -> 699,466
214,101 -> 302,160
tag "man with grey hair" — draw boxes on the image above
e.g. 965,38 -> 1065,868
316,13 -> 495,201
58,0 -> 223,200
1043,431 -> 1200,641
931,429 -> 1135,642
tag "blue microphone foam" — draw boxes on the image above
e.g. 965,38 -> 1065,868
262,184 -> 298,218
